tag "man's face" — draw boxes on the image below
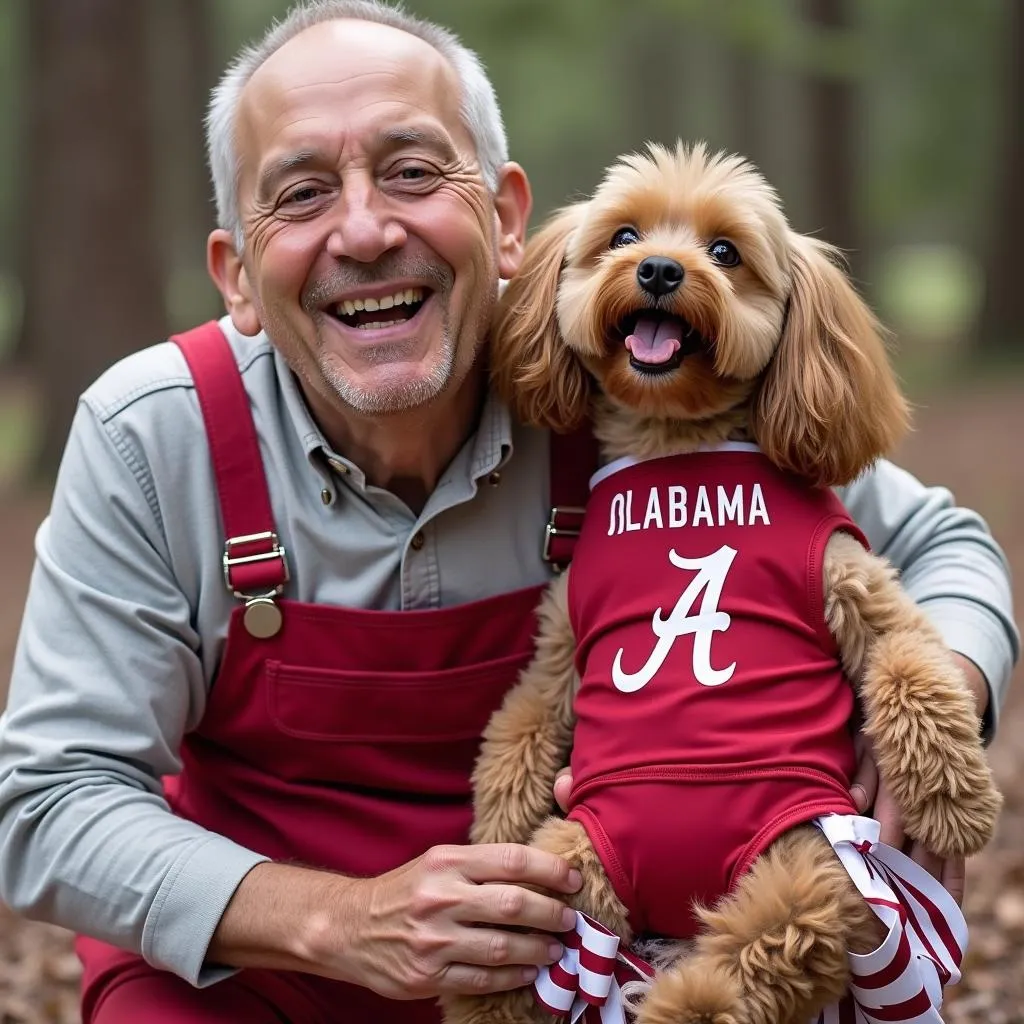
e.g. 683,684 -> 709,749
230,20 -> 516,417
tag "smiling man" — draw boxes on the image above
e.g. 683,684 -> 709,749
212,16 -> 530,509
0,2 -> 1017,1022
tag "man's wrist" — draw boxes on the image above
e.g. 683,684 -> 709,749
207,861 -> 360,980
950,652 -> 990,720
294,870 -> 365,974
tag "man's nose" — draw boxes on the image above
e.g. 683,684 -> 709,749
325,188 -> 406,263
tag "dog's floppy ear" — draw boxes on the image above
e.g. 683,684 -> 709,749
490,204 -> 591,431
752,234 -> 910,487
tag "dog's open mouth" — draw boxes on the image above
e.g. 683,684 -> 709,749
619,312 -> 704,374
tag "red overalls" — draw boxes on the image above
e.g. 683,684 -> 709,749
75,322 -> 594,1023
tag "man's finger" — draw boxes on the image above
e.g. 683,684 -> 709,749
456,844 -> 583,894
850,734 -> 878,814
907,841 -> 943,882
552,769 -> 572,815
440,963 -> 540,996
873,781 -> 906,849
470,881 -> 577,935
941,855 -> 967,907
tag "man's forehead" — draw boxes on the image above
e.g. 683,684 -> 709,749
243,19 -> 456,117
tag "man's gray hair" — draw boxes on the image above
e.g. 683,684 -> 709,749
207,0 -> 509,248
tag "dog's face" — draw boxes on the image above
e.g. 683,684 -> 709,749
556,145 -> 791,421
492,141 -> 909,487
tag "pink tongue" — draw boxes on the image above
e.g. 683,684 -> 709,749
625,314 -> 684,364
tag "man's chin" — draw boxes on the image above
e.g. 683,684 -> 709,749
320,362 -> 453,417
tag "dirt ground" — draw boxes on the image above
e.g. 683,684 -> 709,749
0,379 -> 1022,1023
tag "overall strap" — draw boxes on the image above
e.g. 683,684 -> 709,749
171,322 -> 289,597
544,422 -> 600,570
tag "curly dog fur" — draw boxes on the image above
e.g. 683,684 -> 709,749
442,142 -> 1001,1024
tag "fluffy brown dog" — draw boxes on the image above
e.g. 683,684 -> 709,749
441,143 -> 1002,1024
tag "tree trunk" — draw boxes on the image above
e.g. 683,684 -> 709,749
150,0 -> 221,330
803,0 -> 862,281
730,43 -> 763,170
621,7 -> 684,154
22,0 -> 166,477
977,0 -> 1024,353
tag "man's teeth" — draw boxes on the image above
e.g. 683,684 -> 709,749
356,318 -> 409,330
336,287 -> 424,317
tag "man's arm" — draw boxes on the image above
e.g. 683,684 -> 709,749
0,400 -> 268,986
837,458 -> 1019,739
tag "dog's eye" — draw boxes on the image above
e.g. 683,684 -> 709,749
709,239 -> 741,266
610,227 -> 641,249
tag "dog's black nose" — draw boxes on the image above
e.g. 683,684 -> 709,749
636,256 -> 684,296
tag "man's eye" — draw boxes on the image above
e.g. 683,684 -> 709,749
393,165 -> 437,185
283,186 -> 323,205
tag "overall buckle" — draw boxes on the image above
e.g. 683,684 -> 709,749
222,530 -> 290,598
542,506 -> 586,571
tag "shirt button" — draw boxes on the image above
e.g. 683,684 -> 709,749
410,531 -> 425,551
488,471 -> 502,486
327,457 -> 349,475
320,488 -> 334,506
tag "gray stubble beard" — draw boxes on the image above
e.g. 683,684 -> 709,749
305,255 -> 461,416
319,306 -> 457,416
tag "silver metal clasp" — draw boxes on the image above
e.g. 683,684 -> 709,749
542,505 -> 586,572
222,531 -> 290,638
222,530 -> 290,598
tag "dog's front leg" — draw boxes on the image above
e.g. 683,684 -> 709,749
470,572 -> 579,847
823,532 -> 1002,858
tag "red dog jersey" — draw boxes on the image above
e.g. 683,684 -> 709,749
565,444 -> 865,938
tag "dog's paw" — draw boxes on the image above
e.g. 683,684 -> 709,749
901,776 -> 1003,858
634,962 -> 746,1024
468,799 -> 542,846
470,739 -> 559,847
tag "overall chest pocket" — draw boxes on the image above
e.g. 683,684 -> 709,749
266,653 -> 530,742
264,654 -> 531,792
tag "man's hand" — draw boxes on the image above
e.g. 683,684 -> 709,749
325,844 -> 580,999
209,844 -> 581,1000
849,652 -> 990,906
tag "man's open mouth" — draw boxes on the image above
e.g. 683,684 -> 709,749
618,311 -> 705,374
330,287 -> 430,330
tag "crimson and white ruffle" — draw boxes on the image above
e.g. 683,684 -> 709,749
533,814 -> 966,1024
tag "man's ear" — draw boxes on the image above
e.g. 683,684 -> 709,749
207,229 -> 261,336
492,162 -> 533,280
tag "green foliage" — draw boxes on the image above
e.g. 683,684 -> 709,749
862,0 -> 1005,248
0,0 -> 1016,356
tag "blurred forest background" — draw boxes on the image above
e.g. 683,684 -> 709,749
0,0 -> 1022,475
0,1 -> 1022,1022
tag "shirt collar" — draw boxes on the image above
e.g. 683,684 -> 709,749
265,328 -> 514,488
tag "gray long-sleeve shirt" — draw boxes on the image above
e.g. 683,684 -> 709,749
0,318 -> 1018,986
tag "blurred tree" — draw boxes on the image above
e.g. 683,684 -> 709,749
150,0 -> 222,329
802,0 -> 862,279
977,0 -> 1023,354
728,39 -> 764,166
620,6 -> 684,152
1,0 -> 28,367
21,0 -> 166,475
